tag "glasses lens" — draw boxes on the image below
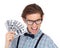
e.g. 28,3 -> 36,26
36,19 -> 42,24
27,20 -> 33,25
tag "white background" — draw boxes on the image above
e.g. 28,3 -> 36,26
0,0 -> 60,48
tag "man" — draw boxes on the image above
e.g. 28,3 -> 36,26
5,3 -> 58,48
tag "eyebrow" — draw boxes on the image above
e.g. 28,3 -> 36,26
26,19 -> 41,21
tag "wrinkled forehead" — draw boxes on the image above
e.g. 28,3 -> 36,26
26,13 -> 41,20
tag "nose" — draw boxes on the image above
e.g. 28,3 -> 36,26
32,22 -> 37,27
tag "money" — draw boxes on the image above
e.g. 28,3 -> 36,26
5,20 -> 25,38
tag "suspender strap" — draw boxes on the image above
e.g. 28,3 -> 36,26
16,33 -> 44,48
34,33 -> 44,48
16,36 -> 20,48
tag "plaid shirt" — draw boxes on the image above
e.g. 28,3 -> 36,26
9,29 -> 58,48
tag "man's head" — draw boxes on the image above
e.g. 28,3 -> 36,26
21,3 -> 44,34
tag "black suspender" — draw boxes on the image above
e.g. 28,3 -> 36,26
16,33 -> 44,48
16,36 -> 20,48
34,33 -> 44,48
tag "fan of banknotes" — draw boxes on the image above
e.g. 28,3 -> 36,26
5,20 -> 25,38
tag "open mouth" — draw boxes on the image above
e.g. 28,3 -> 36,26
31,27 -> 38,31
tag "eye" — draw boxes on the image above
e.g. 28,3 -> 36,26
26,20 -> 33,24
36,19 -> 42,24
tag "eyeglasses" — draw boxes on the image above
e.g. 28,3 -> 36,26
26,19 -> 42,25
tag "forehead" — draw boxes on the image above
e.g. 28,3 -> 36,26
26,13 -> 41,20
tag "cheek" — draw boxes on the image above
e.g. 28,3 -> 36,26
27,25 -> 32,32
27,25 -> 31,30
38,24 -> 41,28
27,25 -> 31,29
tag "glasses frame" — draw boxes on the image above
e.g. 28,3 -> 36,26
26,19 -> 42,25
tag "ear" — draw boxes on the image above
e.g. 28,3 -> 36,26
41,15 -> 44,21
22,18 -> 26,23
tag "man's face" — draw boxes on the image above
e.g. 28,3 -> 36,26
24,13 -> 42,34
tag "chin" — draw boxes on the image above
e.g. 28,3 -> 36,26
31,29 -> 38,34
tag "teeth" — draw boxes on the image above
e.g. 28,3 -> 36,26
32,28 -> 37,30
31,27 -> 37,30
33,28 -> 36,29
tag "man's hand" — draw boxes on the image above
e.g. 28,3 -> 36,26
5,32 -> 15,48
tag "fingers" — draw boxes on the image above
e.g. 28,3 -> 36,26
6,32 -> 15,42
5,32 -> 15,48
